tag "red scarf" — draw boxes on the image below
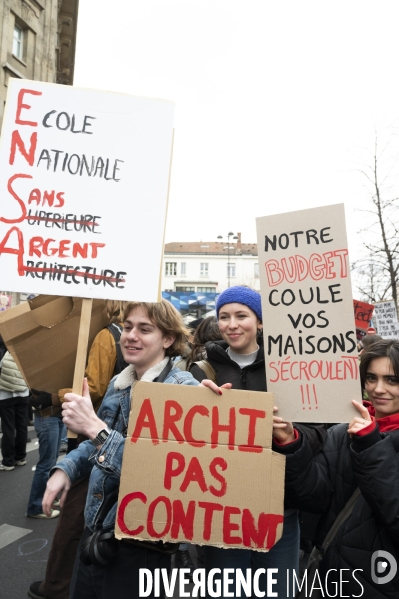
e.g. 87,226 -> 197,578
363,400 -> 399,432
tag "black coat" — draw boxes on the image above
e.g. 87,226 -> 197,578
277,424 -> 399,598
190,340 -> 267,390
190,340 -> 326,458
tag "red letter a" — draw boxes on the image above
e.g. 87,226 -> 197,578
131,398 -> 159,444
0,227 -> 25,276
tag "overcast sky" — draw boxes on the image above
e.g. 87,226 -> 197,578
74,1 -> 399,265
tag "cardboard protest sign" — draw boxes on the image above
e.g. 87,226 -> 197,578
256,204 -> 361,423
0,79 -> 174,301
373,300 -> 399,339
353,299 -> 374,331
115,383 -> 285,551
0,294 -> 108,393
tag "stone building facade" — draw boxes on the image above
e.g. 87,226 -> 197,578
0,0 -> 79,130
0,0 -> 78,306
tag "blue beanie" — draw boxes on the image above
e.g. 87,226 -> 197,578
216,286 -> 262,322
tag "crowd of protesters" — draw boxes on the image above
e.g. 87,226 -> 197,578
0,288 -> 397,599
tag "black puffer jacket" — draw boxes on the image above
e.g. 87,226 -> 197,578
275,424 -> 399,598
190,340 -> 326,457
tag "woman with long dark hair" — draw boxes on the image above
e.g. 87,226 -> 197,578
273,338 -> 399,598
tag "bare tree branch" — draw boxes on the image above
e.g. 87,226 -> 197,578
352,134 -> 399,309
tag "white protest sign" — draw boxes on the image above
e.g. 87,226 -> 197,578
373,300 -> 399,339
256,204 -> 361,423
0,79 -> 174,301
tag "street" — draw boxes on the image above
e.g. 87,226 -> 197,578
0,424 -> 58,599
0,424 -> 199,599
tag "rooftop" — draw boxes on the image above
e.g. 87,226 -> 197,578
165,233 -> 258,256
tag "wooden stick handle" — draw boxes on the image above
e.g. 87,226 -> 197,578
67,298 -> 93,439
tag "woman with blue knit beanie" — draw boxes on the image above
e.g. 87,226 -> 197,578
190,285 -> 326,598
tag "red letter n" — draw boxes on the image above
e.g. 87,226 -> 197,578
9,130 -> 37,166
171,500 -> 195,540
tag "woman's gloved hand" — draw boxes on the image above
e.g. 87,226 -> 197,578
29,389 -> 53,410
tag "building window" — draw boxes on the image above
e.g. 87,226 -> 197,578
180,262 -> 186,276
227,263 -> 236,277
176,286 -> 195,292
200,263 -> 209,276
165,262 -> 177,276
254,263 -> 259,278
197,287 -> 216,293
13,24 -> 23,59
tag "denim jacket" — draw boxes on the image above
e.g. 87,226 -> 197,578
54,361 -> 199,531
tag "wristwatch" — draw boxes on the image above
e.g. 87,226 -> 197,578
92,427 -> 111,447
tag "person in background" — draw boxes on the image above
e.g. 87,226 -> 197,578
26,390 -> 64,518
28,403 -> 34,427
360,332 -> 383,353
190,285 -> 326,598
273,338 -> 399,598
173,316 -> 204,371
185,314 -> 222,371
29,300 -> 128,599
0,335 -> 10,436
0,351 -> 29,471
59,424 -> 68,455
0,335 -> 7,362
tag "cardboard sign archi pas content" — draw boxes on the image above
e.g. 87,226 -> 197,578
0,294 -> 108,393
115,383 -> 285,551
256,204 -> 362,424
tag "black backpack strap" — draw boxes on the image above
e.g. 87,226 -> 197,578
94,489 -> 119,530
107,323 -> 128,375
193,359 -> 217,383
153,358 -> 174,383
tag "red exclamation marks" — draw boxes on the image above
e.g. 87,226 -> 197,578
300,384 -> 319,409
313,384 -> 318,409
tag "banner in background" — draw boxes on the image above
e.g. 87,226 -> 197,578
373,300 -> 399,339
353,299 -> 374,331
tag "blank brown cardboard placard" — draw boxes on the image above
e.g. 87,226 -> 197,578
115,383 -> 285,552
0,294 -> 108,393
